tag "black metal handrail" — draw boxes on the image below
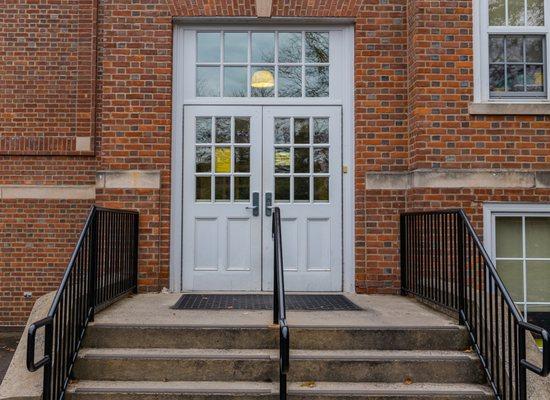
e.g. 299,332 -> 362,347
272,207 -> 289,400
400,209 -> 549,400
26,206 -> 139,400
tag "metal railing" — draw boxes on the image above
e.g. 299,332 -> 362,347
26,206 -> 139,400
272,207 -> 289,400
400,209 -> 550,400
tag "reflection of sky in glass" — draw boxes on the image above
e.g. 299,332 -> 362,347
224,33 -> 248,62
196,67 -> 220,97
224,67 -> 247,97
197,32 -> 220,62
252,33 -> 275,63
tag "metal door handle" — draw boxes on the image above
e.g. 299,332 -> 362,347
246,192 -> 260,217
265,192 -> 273,217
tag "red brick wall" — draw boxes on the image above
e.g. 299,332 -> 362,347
3,0 -> 550,326
0,200 -> 92,326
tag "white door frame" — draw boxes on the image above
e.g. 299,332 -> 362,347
170,21 -> 355,292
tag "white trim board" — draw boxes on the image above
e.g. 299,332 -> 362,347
169,22 -> 355,293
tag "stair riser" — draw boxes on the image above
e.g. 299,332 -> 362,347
67,393 -> 493,400
73,358 -> 485,384
84,327 -> 469,351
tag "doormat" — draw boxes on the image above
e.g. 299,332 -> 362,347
172,294 -> 362,311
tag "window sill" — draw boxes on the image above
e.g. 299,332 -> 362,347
469,102 -> 550,115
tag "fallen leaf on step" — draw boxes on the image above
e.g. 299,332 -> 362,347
300,381 -> 316,388
404,377 -> 413,385
464,347 -> 473,353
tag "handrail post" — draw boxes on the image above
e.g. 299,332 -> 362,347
518,324 -> 527,399
457,214 -> 465,326
43,322 -> 53,400
273,210 -> 279,325
132,213 -> 139,294
88,210 -> 98,322
400,214 -> 407,296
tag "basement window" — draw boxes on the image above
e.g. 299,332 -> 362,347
484,204 -> 550,339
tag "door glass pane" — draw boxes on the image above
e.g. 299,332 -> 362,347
224,32 -> 248,63
215,177 -> 230,201
224,67 -> 247,97
495,217 -> 522,258
275,177 -> 290,202
251,32 -> 275,63
196,117 -> 212,143
235,117 -> 250,143
234,177 -> 250,202
527,0 -> 545,25
197,32 -> 220,62
496,260 -> 524,302
313,118 -> 329,143
275,148 -> 291,173
279,32 -> 302,63
278,66 -> 302,97
313,148 -> 329,173
215,117 -> 231,143
305,66 -> 329,97
234,147 -> 250,172
527,260 -> 550,302
196,147 -> 211,172
294,118 -> 310,144
196,177 -> 211,201
294,177 -> 310,202
196,67 -> 220,97
305,32 -> 329,63
275,118 -> 291,144
526,217 -> 550,257
294,148 -> 310,173
489,0 -> 506,25
314,177 -> 329,202
215,147 -> 231,173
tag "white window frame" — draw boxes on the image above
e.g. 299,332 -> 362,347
474,0 -> 550,102
483,203 -> 550,319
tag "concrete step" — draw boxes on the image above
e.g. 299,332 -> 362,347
73,348 -> 485,384
66,381 -> 495,399
84,324 -> 470,351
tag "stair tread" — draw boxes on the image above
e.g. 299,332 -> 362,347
68,381 -> 493,395
79,348 -> 478,361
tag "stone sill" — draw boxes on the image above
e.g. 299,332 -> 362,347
469,102 -> 550,115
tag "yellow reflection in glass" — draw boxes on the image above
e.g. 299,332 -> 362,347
275,149 -> 291,173
251,70 -> 275,88
215,147 -> 231,173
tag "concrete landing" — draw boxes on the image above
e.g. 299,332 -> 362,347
92,293 -> 458,328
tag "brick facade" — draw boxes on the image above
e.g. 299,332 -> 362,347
1,0 -> 549,325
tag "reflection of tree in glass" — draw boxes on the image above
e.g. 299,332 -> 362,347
306,66 -> 329,97
279,66 -> 302,97
306,32 -> 329,63
279,33 -> 302,62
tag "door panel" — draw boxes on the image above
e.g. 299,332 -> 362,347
262,106 -> 342,291
182,106 -> 262,290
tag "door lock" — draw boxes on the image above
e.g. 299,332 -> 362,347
245,192 -> 260,216
265,192 -> 273,217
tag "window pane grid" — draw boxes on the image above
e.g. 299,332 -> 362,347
495,215 -> 550,319
273,117 -> 330,203
194,116 -> 251,203
196,30 -> 330,98
489,34 -> 546,97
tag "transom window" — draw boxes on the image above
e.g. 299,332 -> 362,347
479,0 -> 550,100
195,31 -> 330,98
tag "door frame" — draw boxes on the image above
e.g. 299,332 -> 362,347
170,20 -> 355,293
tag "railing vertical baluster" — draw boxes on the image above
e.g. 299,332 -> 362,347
398,209 -> 549,400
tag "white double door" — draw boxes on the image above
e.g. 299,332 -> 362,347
182,105 -> 342,291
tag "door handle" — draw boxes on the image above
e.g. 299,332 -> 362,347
245,192 -> 260,217
265,192 -> 273,217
